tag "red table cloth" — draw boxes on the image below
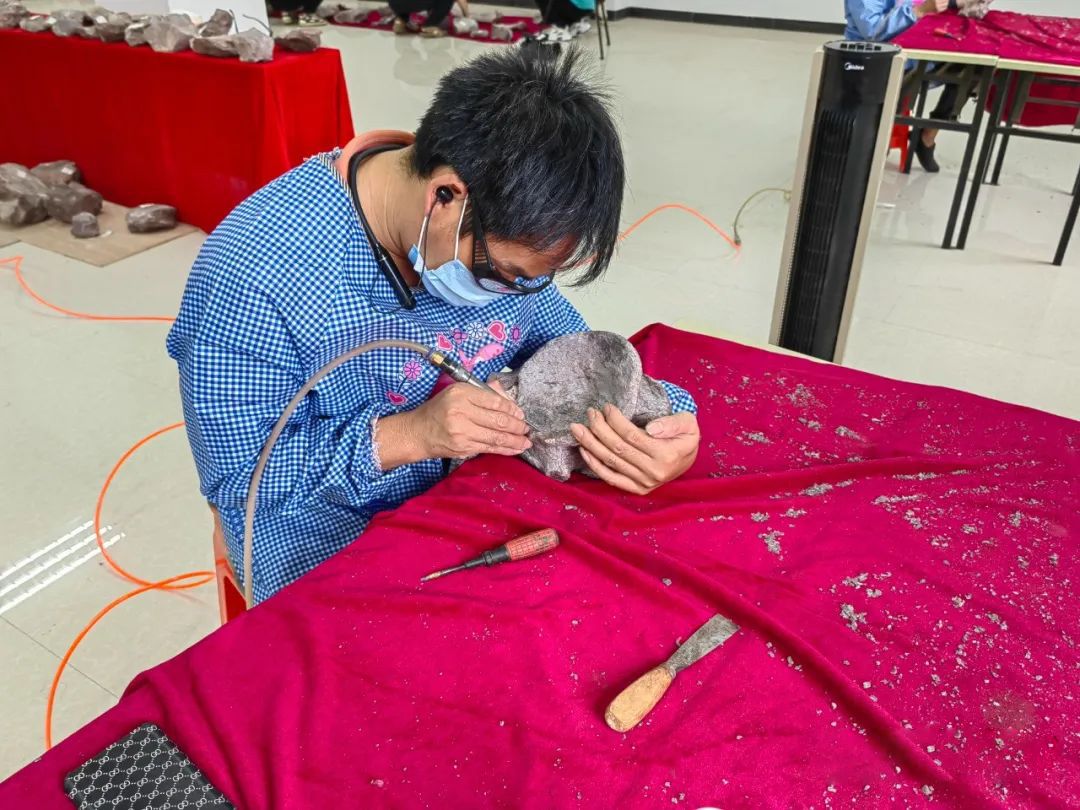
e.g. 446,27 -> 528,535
0,30 -> 354,233
897,11 -> 1080,127
2,325 -> 1077,808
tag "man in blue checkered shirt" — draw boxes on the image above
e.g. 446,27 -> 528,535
167,47 -> 700,603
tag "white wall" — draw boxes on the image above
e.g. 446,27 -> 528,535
604,0 -> 1076,25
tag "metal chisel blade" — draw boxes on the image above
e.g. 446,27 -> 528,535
665,614 -> 740,674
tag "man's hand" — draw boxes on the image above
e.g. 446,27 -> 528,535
570,405 -> 700,495
376,382 -> 530,469
916,0 -> 949,18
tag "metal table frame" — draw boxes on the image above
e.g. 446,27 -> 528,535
896,48 -> 998,250
958,58 -> 1080,266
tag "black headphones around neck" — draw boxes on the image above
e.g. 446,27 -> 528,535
347,146 -> 418,310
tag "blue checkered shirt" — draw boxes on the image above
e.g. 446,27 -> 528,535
166,152 -> 697,603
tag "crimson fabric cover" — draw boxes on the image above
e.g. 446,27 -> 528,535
896,11 -> 1080,127
0,30 -> 354,233
1,325 -> 1076,808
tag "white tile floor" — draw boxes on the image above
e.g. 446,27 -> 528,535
1,12 -> 1077,781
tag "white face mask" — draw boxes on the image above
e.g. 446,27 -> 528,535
409,196 -> 504,308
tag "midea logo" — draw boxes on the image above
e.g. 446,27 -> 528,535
845,62 -> 865,71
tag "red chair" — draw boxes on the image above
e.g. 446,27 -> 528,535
889,108 -> 911,168
211,506 -> 247,624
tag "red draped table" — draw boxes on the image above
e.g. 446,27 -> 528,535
896,11 -> 1080,263
0,29 -> 354,233
1,325 -> 1077,808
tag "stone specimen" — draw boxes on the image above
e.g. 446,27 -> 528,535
19,14 -> 52,32
198,8 -> 232,36
0,163 -> 50,226
46,182 -> 103,223
51,9 -> 94,37
489,332 -> 672,482
452,16 -> 477,34
31,160 -> 80,187
144,13 -> 196,52
235,28 -> 273,62
274,29 -> 320,52
94,11 -> 131,41
124,18 -> 152,45
0,2 -> 28,28
127,203 -> 177,233
332,8 -> 370,23
71,212 -> 101,238
315,0 -> 349,18
191,34 -> 237,57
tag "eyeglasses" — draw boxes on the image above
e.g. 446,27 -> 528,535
468,202 -> 554,296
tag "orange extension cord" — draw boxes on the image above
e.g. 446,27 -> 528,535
2,202 -> 738,751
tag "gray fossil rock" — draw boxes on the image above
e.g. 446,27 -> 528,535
19,14 -> 52,32
51,9 -> 94,37
31,160 -> 81,187
0,2 -> 28,28
126,203 -> 177,233
191,34 -> 238,57
198,8 -> 233,36
144,13 -> 196,52
274,28 -> 320,52
71,212 -> 101,238
46,182 -> 103,223
235,28 -> 273,62
0,163 -> 50,226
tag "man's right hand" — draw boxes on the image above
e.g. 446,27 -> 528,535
916,0 -> 950,18
376,382 -> 531,470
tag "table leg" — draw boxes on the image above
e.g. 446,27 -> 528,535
990,72 -> 1033,186
979,71 -> 1014,185
943,65 -> 992,250
958,70 -> 1012,250
1054,163 -> 1080,266
905,73 -> 930,175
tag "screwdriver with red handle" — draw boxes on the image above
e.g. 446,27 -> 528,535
420,528 -> 559,582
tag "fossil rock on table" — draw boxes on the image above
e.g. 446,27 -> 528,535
46,182 -> 103,223
198,8 -> 233,36
274,28 -> 321,52
145,13 -> 196,52
191,33 -> 238,57
235,28 -> 273,62
94,11 -> 131,41
0,2 -> 28,28
51,9 -> 94,37
30,160 -> 81,187
71,211 -> 101,238
127,203 -> 177,233
0,163 -> 50,226
19,14 -> 52,32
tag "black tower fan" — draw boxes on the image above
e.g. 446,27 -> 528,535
770,41 -> 903,362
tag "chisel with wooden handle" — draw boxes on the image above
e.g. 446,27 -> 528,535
605,614 -> 739,732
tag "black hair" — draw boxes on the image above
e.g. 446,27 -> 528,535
411,45 -> 624,285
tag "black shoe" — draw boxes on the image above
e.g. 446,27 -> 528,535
914,134 -> 940,173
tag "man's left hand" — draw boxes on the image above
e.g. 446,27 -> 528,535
570,405 -> 700,495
